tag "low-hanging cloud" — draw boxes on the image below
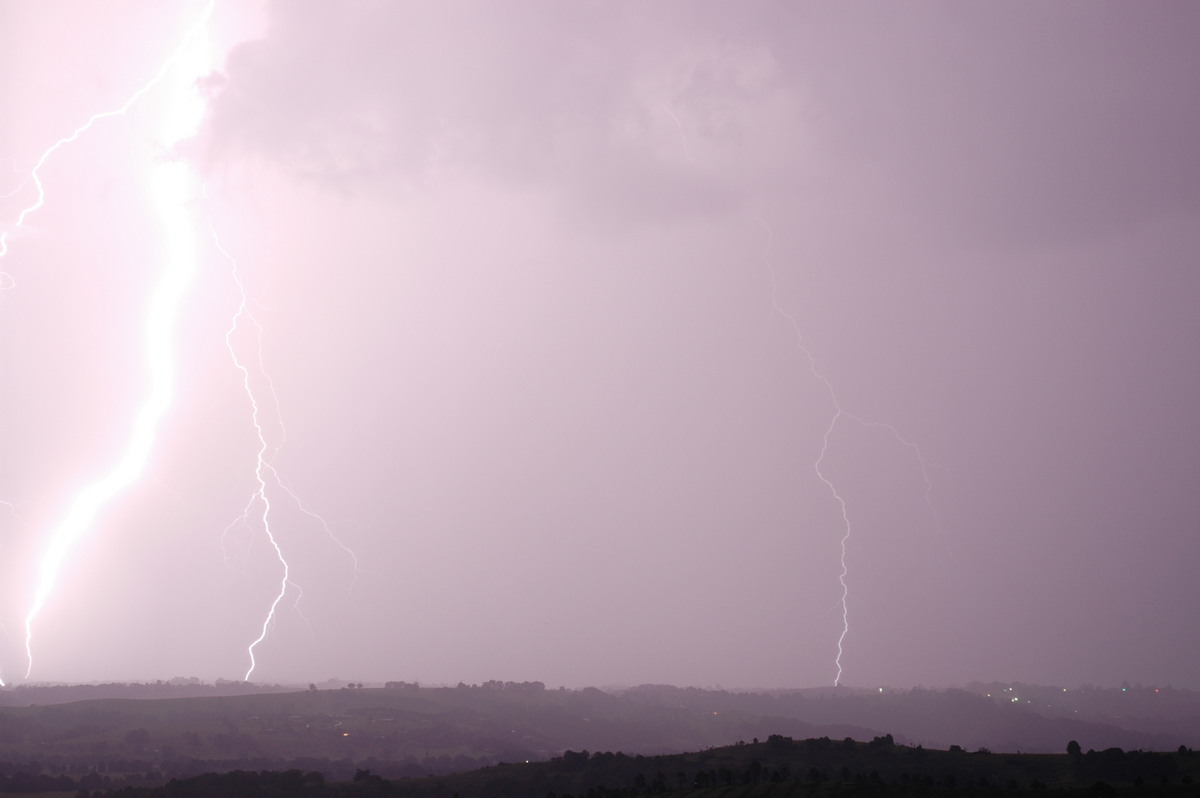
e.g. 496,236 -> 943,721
201,0 -> 811,225
202,1 -> 1200,247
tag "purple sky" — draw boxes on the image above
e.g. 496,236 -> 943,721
1,0 -> 1198,690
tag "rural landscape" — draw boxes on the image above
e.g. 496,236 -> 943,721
1,680 -> 1198,795
3,1 -> 1199,795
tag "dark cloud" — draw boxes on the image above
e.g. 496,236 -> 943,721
205,2 -> 1200,246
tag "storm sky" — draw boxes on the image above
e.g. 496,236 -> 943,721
1,0 -> 1198,689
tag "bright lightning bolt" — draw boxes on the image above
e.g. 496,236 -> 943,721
16,4 -> 215,680
210,231 -> 289,681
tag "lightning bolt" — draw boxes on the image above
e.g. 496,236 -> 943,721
210,226 -> 359,681
755,216 -> 947,685
12,3 -> 215,680
663,101 -> 918,683
5,2 -> 359,685
662,103 -> 693,164
665,92 -> 946,686
753,217 -> 852,683
0,8 -> 208,277
212,231 -> 288,681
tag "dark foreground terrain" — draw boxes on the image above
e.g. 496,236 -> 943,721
0,681 -> 1196,795
51,736 -> 1200,797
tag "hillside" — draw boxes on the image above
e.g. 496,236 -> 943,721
0,681 -> 1195,792
82,737 -> 1200,797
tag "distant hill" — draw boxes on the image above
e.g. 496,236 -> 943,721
0,680 -> 1195,792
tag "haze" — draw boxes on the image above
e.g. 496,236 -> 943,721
1,0 -> 1197,691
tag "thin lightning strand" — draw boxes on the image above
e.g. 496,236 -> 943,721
269,466 -> 363,594
662,104 -> 693,163
666,102 -> 943,684
0,6 -> 211,275
856,418 -> 951,561
211,227 -> 359,679
2,170 -> 30,201
754,216 -> 945,686
754,217 -> 853,684
287,579 -> 317,639
19,4 -> 214,680
212,258 -> 359,587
